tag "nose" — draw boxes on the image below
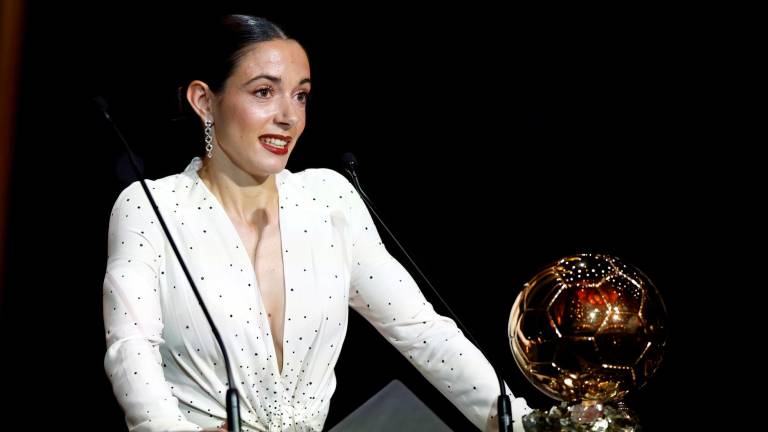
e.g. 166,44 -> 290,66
274,94 -> 299,130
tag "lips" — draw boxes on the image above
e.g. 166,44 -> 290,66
259,134 -> 292,155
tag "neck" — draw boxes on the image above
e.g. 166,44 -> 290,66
198,156 -> 279,226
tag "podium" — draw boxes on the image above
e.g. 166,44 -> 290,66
328,379 -> 453,432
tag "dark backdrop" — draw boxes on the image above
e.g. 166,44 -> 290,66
1,4 -> 756,431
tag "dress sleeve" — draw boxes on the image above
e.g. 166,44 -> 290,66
103,182 -> 203,432
337,173 -> 532,431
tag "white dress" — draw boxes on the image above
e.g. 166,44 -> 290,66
103,157 -> 531,431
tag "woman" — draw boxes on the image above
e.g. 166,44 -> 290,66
103,14 -> 531,432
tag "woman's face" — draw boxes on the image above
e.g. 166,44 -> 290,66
211,39 -> 311,178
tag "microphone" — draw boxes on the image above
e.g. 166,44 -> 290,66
341,152 -> 515,432
94,96 -> 242,432
341,152 -> 371,205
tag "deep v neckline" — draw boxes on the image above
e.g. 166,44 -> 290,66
192,165 -> 289,377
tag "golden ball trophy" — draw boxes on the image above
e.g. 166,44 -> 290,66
509,254 -> 667,431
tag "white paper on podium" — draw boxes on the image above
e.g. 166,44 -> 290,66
328,379 -> 453,432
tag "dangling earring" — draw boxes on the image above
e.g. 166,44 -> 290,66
204,119 -> 214,158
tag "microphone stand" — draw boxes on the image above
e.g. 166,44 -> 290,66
342,153 -> 515,432
94,97 -> 241,432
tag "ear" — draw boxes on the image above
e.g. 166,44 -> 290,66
186,80 -> 216,124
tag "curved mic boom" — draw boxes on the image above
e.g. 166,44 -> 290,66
341,152 -> 515,431
94,96 -> 242,432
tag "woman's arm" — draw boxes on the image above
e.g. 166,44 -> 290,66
103,182 -> 202,432
332,172 -> 532,431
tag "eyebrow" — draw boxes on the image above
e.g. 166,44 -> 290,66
243,74 -> 311,87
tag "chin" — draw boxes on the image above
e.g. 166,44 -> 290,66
252,158 -> 289,176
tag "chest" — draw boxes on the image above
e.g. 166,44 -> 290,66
233,222 -> 285,338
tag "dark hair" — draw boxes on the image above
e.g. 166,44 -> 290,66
175,15 -> 289,117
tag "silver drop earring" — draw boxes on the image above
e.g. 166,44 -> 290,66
204,119 -> 214,158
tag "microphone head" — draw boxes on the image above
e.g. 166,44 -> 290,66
341,152 -> 358,168
92,96 -> 110,113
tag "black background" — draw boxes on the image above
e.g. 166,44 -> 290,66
1,3 -> 757,431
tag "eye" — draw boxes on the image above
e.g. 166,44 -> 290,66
252,87 -> 273,98
296,91 -> 310,104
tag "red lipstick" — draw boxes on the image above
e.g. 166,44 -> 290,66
259,134 -> 292,155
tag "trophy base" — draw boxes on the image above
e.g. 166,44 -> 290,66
522,400 -> 641,432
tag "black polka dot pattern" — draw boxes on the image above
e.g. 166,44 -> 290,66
103,157 -> 530,431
